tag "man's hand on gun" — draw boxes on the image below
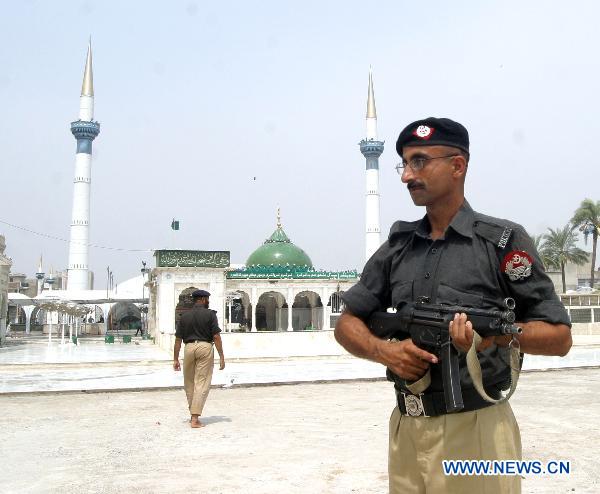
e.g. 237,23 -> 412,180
380,339 -> 438,381
385,312 -> 498,382
449,312 -> 496,353
368,299 -> 521,413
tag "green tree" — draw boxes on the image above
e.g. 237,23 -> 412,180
529,234 -> 554,270
571,199 -> 600,289
542,225 -> 588,293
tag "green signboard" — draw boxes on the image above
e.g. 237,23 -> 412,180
155,250 -> 230,268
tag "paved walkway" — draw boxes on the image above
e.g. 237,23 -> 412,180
1,369 -> 598,494
1,335 -> 599,394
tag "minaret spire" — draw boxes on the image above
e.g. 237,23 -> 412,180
78,40 -> 95,121
359,67 -> 384,261
366,66 -> 378,140
81,40 -> 94,97
366,66 -> 377,119
276,206 -> 282,229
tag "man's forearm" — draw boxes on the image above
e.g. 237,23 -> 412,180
334,311 -> 387,364
496,321 -> 572,356
173,338 -> 182,360
213,335 -> 224,358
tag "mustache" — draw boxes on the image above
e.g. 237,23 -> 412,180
406,181 -> 425,190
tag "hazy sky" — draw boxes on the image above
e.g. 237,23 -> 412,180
1,0 -> 598,285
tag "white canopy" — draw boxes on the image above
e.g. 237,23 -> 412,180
7,292 -> 36,306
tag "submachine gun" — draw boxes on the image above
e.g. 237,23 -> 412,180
367,297 -> 522,413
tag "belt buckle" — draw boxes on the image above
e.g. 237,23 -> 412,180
402,392 -> 429,417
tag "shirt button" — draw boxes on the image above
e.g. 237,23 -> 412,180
431,248 -> 437,254
425,272 -> 431,279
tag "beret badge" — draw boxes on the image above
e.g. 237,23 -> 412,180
413,125 -> 434,140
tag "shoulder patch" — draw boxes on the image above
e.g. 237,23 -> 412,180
501,250 -> 533,281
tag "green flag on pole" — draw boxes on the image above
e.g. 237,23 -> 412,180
171,219 -> 180,231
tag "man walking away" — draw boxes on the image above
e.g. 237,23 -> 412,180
173,290 -> 225,428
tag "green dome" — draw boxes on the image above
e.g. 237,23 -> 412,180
246,227 -> 313,268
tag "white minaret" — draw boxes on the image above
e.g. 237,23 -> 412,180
35,255 -> 45,294
67,41 -> 100,291
359,68 -> 384,261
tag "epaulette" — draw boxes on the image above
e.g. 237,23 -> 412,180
472,213 -> 520,250
388,220 -> 419,246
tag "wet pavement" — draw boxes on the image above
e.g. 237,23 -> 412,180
1,335 -> 599,394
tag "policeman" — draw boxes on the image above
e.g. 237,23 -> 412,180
173,289 -> 225,429
335,117 -> 572,493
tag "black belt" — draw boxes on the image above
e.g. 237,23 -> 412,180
396,386 -> 502,417
185,339 -> 211,344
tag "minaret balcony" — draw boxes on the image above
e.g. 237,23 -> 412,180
70,120 -> 101,140
359,139 -> 384,157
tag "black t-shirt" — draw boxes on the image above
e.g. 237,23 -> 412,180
175,305 -> 221,343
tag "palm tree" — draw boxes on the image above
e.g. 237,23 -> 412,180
542,224 -> 588,293
571,199 -> 600,289
530,234 -> 543,251
529,234 -> 554,270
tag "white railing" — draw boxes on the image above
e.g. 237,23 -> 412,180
560,294 -> 600,324
560,294 -> 600,307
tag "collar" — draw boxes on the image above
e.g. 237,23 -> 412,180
414,199 -> 474,240
448,200 -> 474,239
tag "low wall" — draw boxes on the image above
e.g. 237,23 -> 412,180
41,323 -> 104,335
156,322 -> 600,360
157,330 -> 349,359
571,322 -> 600,335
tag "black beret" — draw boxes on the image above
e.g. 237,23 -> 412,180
191,289 -> 211,299
396,117 -> 469,156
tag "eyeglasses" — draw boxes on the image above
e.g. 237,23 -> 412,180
395,154 -> 459,173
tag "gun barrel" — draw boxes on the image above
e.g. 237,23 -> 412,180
502,324 -> 522,335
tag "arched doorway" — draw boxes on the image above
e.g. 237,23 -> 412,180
108,302 -> 142,332
32,306 -> 45,326
327,290 -> 345,329
93,305 -> 105,324
8,305 -> 26,325
256,291 -> 288,331
175,287 -> 199,328
293,291 -> 323,331
6,305 -> 26,333
225,290 -> 251,332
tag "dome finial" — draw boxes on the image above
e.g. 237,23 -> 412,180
276,206 -> 282,229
